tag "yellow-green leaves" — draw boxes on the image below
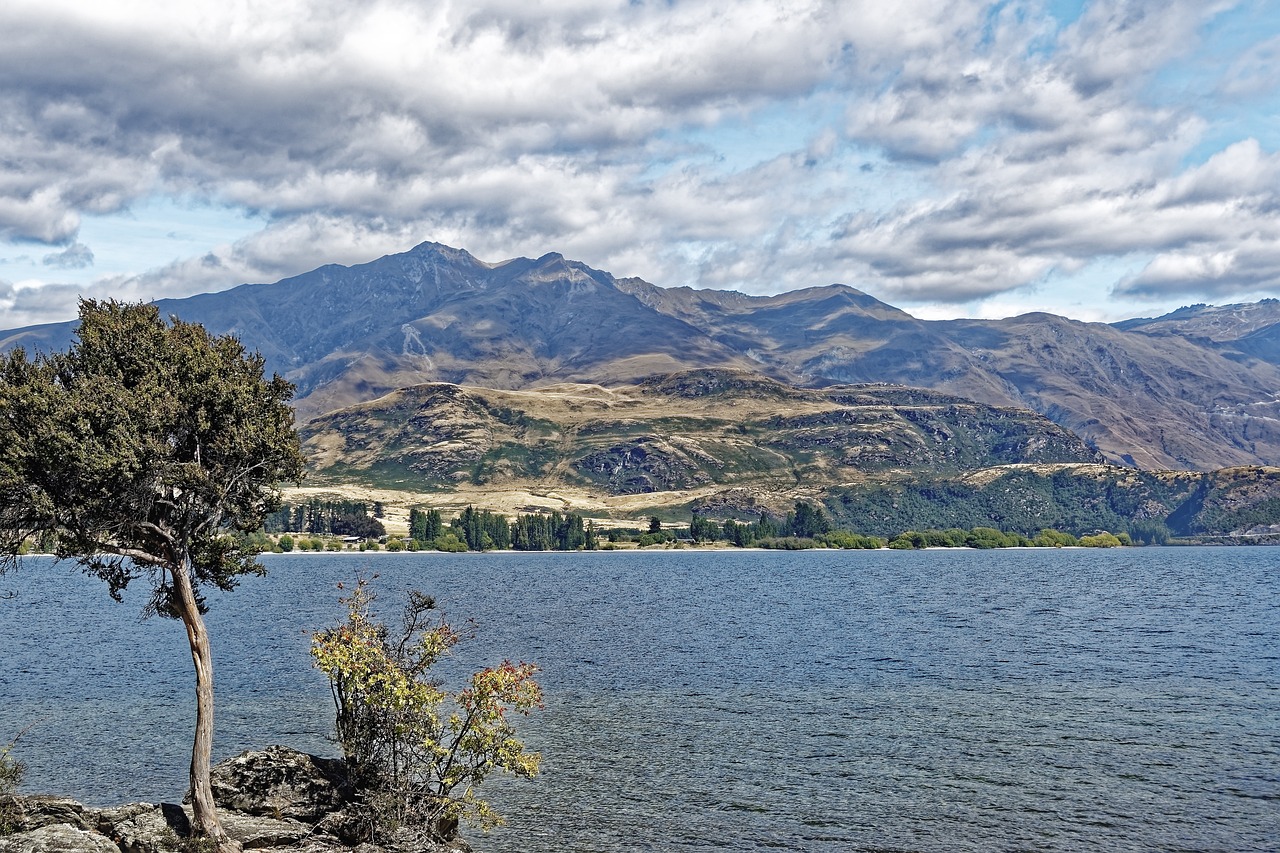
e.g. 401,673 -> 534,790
311,578 -> 542,842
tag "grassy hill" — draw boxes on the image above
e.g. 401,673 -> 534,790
300,369 -> 1100,497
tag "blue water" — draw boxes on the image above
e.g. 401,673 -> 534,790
1,548 -> 1277,851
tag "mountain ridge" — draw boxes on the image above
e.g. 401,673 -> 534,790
4,240 -> 1280,470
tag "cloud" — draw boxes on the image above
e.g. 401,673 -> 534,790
42,242 -> 95,269
1117,238 -> 1280,299
827,1 -> 1280,304
0,280 -> 86,329
0,0 -> 1277,327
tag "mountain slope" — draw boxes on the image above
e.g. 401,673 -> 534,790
4,241 -> 1280,470
823,463 -> 1280,541
616,282 -> 1280,469
300,369 -> 1101,496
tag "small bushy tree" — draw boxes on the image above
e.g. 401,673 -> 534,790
311,579 -> 541,842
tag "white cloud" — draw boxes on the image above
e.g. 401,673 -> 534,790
0,0 -> 1277,329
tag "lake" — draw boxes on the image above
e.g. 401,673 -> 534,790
1,548 -> 1277,851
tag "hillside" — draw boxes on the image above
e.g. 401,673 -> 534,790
292,367 -> 1280,541
5,241 -> 1280,469
300,369 -> 1101,503
819,463 -> 1280,542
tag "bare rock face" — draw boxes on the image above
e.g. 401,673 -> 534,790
3,796 -> 91,831
0,797 -> 114,853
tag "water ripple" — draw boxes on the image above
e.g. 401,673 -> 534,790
0,547 -> 1277,851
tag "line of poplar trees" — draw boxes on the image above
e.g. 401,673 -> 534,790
264,499 -> 386,539
409,506 -> 599,552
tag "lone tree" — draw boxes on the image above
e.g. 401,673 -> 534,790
0,300 -> 304,851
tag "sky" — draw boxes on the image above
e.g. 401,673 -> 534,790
1,0 -> 1279,330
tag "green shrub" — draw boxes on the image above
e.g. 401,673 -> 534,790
312,580 -> 541,842
434,533 -> 468,553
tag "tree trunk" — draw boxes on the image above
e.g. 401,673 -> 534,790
170,557 -> 241,853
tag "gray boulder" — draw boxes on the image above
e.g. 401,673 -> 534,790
3,795 -> 91,832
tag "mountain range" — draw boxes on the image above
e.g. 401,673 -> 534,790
4,240 -> 1280,472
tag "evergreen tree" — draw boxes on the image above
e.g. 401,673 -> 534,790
0,300 -> 303,850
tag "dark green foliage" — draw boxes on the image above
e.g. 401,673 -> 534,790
689,514 -> 720,543
1197,495 -> 1280,535
721,518 -> 751,547
827,469 -> 1202,538
508,510 -> 594,551
452,506 -> 512,551
409,508 -> 444,543
784,502 -> 831,539
827,465 -> 1280,541
1126,520 -> 1171,545
0,300 -> 304,607
265,499 -> 385,539
0,300 -> 304,845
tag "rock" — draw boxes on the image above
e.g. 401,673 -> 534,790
103,802 -> 190,853
380,826 -> 472,853
1,746 -> 470,852
217,809 -> 314,849
3,795 -> 90,831
93,802 -> 157,836
0,823 -> 119,853
208,746 -> 349,823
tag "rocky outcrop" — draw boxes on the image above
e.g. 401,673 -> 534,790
0,821 -> 120,853
0,748 -> 469,853
207,745 -> 349,824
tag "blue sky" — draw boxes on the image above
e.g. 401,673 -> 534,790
1,0 -> 1278,330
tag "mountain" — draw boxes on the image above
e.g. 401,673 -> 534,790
1114,299 -> 1280,367
1113,298 -> 1280,342
299,367 -> 1280,541
5,241 -> 1280,470
614,278 -> 1280,469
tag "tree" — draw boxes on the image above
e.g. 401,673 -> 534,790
0,300 -> 304,851
689,513 -> 719,543
784,501 -> 831,539
311,579 -> 542,842
409,507 -> 443,544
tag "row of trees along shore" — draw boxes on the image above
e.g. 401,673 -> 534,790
259,500 -> 1137,553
